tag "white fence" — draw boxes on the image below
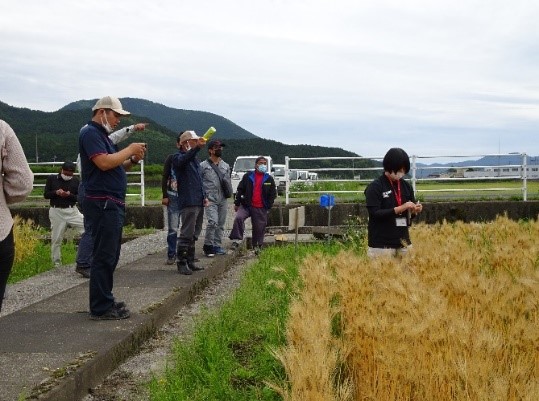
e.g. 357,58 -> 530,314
283,153 -> 532,204
29,161 -> 146,206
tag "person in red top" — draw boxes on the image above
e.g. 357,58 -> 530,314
229,156 -> 276,254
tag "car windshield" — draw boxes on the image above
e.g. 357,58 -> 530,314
234,158 -> 257,172
274,167 -> 285,176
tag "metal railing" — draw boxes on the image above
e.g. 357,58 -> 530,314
283,153 -> 531,204
29,161 -> 146,206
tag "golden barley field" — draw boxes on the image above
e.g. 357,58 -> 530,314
273,215 -> 539,401
13,216 -> 38,262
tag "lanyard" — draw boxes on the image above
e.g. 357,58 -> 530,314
388,177 -> 402,206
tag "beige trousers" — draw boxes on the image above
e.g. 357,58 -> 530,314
49,206 -> 84,264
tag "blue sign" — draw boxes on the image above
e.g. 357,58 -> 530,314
319,194 -> 335,208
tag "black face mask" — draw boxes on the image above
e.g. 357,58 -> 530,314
213,149 -> 222,157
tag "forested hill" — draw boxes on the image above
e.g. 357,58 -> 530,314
61,98 -> 257,140
0,99 -> 370,170
0,100 -> 178,165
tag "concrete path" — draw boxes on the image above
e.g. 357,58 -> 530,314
0,240 -> 242,401
0,202 -> 255,401
0,201 -> 312,401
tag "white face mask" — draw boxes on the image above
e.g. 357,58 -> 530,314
257,164 -> 268,174
100,112 -> 113,134
61,173 -> 73,181
184,143 -> 191,151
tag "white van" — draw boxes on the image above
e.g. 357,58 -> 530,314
231,155 -> 273,194
272,163 -> 286,195
289,169 -> 309,181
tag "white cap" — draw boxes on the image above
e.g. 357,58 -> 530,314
179,130 -> 199,143
91,96 -> 130,115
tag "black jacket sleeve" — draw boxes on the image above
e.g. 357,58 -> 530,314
265,176 -> 277,209
161,154 -> 173,198
234,172 -> 249,206
43,175 -> 56,200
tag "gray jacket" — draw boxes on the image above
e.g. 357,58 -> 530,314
200,158 -> 231,203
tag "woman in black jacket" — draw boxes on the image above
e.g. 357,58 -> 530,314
364,148 -> 423,258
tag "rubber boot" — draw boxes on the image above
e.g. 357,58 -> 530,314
176,246 -> 192,275
187,246 -> 204,271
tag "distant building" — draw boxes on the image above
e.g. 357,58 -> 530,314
463,165 -> 539,179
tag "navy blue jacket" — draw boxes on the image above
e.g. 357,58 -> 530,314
172,148 -> 206,209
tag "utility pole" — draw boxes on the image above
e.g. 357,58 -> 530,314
35,133 -> 39,163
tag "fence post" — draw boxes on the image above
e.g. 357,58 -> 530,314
522,153 -> 528,202
140,159 -> 145,206
285,156 -> 290,205
411,154 -> 417,194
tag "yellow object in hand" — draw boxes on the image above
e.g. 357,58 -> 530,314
202,126 -> 216,140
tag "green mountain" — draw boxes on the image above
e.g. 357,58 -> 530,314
0,98 -> 371,174
61,97 -> 257,140
0,100 -> 178,164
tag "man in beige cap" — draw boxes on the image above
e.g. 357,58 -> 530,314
75,121 -> 148,278
79,96 -> 147,320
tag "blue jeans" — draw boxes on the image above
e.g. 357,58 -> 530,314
84,198 -> 125,316
76,183 -> 93,268
166,194 -> 180,259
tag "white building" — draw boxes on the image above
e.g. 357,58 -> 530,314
463,165 -> 539,179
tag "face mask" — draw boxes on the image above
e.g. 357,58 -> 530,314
213,149 -> 222,158
257,164 -> 267,174
61,174 -> 73,181
101,112 -> 113,134
184,144 -> 191,152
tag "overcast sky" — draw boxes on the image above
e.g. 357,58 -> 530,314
2,0 -> 539,161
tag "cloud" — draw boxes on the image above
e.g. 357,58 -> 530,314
2,0 -> 539,158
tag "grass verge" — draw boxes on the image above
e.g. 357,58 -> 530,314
10,219 -> 156,284
9,241 -> 77,283
148,243 -> 342,401
10,217 -> 77,283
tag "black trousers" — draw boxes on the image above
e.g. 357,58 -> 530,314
84,199 -> 125,316
177,206 -> 204,249
0,228 -> 15,312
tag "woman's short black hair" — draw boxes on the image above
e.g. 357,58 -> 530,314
382,147 -> 410,174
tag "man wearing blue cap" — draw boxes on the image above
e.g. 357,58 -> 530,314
200,139 -> 232,256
